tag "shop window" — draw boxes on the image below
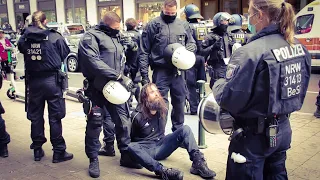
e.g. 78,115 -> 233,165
0,13 -> 7,26
66,7 -> 86,24
99,6 -> 121,20
43,10 -> 56,23
136,2 -> 162,24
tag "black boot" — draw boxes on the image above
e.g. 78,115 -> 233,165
190,151 -> 216,179
34,148 -> 45,161
0,144 -> 8,158
98,143 -> 115,156
120,151 -> 143,169
52,151 -> 73,163
314,107 -> 320,118
89,158 -> 100,178
155,165 -> 183,180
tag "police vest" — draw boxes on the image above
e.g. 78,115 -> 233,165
266,37 -> 310,115
24,31 -> 61,72
190,23 -> 208,41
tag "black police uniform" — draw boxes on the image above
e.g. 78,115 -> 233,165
186,21 -> 208,114
0,101 -> 10,157
201,27 -> 235,89
212,24 -> 311,179
78,23 -> 132,159
139,12 -> 196,131
122,29 -> 141,104
18,26 -> 70,153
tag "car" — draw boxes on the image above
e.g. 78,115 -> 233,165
47,23 -> 85,72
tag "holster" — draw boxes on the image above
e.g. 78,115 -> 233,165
87,106 -> 104,127
58,70 -> 68,91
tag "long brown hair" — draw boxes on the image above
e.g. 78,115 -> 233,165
140,83 -> 168,120
32,11 -> 47,30
250,0 -> 296,45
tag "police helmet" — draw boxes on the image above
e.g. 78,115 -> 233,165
213,12 -> 232,28
102,80 -> 131,105
228,14 -> 243,32
184,4 -> 203,20
164,43 -> 196,70
198,92 -> 235,135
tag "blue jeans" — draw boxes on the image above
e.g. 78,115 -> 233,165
128,125 -> 198,172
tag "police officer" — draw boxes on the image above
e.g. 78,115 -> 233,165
139,0 -> 197,131
122,18 -> 141,106
228,14 -> 252,45
212,1 -> 311,179
18,11 -> 73,163
0,100 -> 10,158
184,4 -> 207,115
200,12 -> 235,89
78,12 -> 141,178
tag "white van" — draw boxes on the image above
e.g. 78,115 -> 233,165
294,0 -> 320,67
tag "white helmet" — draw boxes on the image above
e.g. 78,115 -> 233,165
102,80 -> 131,105
164,43 -> 196,70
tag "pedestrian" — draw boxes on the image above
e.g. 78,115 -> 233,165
212,0 -> 311,179
314,79 -> 320,118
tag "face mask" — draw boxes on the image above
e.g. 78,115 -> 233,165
248,18 -> 256,34
99,22 -> 119,37
161,11 -> 177,23
219,24 -> 228,32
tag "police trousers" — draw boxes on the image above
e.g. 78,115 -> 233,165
128,125 -> 198,172
27,74 -> 66,153
226,117 -> 291,180
209,63 -> 227,89
186,55 -> 206,113
0,114 -> 10,147
102,108 -> 115,145
316,79 -> 320,107
84,87 -> 131,159
152,68 -> 187,132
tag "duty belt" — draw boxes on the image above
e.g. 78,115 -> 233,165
27,71 -> 58,78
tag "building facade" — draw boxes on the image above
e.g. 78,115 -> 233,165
3,0 -> 314,31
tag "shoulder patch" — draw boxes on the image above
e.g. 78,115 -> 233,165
225,64 -> 239,80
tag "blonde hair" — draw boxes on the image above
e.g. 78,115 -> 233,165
32,11 -> 47,30
250,0 -> 296,45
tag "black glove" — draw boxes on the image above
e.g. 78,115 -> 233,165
213,40 -> 222,50
141,76 -> 150,86
119,75 -> 134,92
185,43 -> 197,52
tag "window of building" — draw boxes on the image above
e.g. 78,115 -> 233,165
14,0 -> 29,3
295,14 -> 314,34
0,13 -> 7,26
37,0 -> 56,23
220,0 -> 240,14
99,6 -> 121,20
0,0 -> 6,5
65,0 -> 86,24
136,1 -> 162,24
97,0 -> 122,21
